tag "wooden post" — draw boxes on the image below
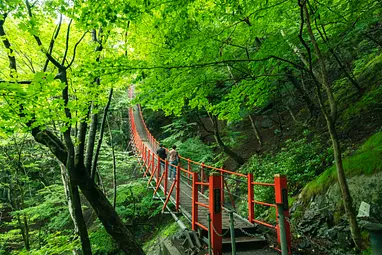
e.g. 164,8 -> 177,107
176,165 -> 180,212
274,174 -> 291,253
192,172 -> 198,231
247,173 -> 254,223
209,173 -> 222,255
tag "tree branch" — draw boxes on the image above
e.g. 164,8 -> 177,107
43,14 -> 63,72
0,13 -> 17,77
31,128 -> 67,164
25,0 -> 62,69
67,31 -> 88,69
61,19 -> 73,66
105,56 -> 308,74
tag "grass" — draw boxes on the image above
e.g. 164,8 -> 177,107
300,131 -> 382,202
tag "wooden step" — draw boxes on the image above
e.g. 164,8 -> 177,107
222,235 -> 266,244
222,235 -> 267,251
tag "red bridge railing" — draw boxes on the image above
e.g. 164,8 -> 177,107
128,89 -> 291,254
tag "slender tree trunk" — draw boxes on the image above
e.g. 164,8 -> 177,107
19,184 -> 30,251
327,120 -> 362,248
248,115 -> 263,146
91,89 -> 113,179
96,171 -> 107,195
107,117 -> 117,208
85,29 -> 104,173
9,187 -> 29,251
286,106 -> 297,123
86,103 -> 98,172
300,1 -> 362,249
60,163 -> 79,234
23,215 -> 30,250
16,215 -> 30,250
70,183 -> 92,255
286,71 -> 318,117
210,115 -> 245,165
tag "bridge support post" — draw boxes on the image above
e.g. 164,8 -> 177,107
220,170 -> 224,208
157,155 -> 161,186
201,163 -> 205,194
209,173 -> 222,255
187,159 -> 191,185
247,173 -> 255,223
175,165 -> 180,212
143,146 -> 147,169
151,152 -> 155,175
164,160 -> 168,195
192,172 -> 198,231
274,174 -> 291,254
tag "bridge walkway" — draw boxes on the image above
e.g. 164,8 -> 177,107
129,91 -> 292,254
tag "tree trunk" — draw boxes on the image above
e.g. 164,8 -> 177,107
16,215 -> 30,250
327,120 -> 362,248
248,115 -> 263,146
107,117 -> 118,208
210,115 -> 245,165
70,183 -> 92,255
60,163 -> 79,234
300,1 -> 362,249
85,103 -> 98,172
75,164 -> 145,255
286,71 -> 318,117
59,68 -> 92,255
91,89 -> 113,179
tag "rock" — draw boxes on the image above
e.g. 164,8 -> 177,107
293,172 -> 382,254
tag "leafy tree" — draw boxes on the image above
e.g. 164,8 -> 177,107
0,0 -> 147,253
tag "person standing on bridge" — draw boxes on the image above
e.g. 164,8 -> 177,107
168,145 -> 179,180
156,144 -> 167,173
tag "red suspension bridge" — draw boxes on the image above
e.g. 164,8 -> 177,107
128,90 -> 292,254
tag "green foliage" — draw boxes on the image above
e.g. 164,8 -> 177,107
116,180 -> 161,220
301,131 -> 382,202
236,135 -> 333,217
176,138 -> 214,165
17,232 -> 80,255
242,135 -> 333,193
161,119 -> 197,146
90,226 -> 120,255
17,185 -> 71,230
160,118 -> 214,164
